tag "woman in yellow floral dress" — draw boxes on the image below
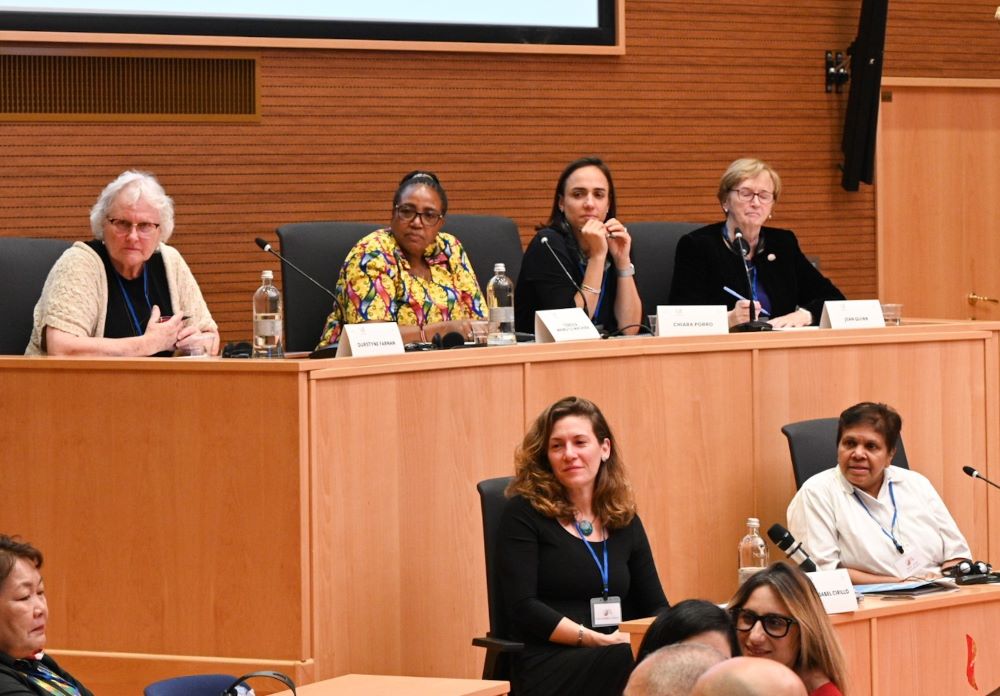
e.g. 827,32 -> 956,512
316,171 -> 486,348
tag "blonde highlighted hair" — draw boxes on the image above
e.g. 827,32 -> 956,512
716,158 -> 783,205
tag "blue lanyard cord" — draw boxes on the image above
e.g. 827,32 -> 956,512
722,225 -> 758,302
574,521 -> 609,598
576,261 -> 608,321
852,481 -> 904,554
25,663 -> 81,696
113,264 -> 150,336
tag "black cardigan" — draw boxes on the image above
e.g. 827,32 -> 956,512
0,652 -> 93,696
667,222 -> 844,324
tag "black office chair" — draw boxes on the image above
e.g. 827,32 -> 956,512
472,476 -> 523,683
628,222 -> 703,320
276,221 -> 379,352
781,417 -> 909,489
443,214 -> 523,290
0,236 -> 72,354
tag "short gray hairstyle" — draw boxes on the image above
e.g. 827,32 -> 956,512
90,170 -> 175,242
625,643 -> 726,696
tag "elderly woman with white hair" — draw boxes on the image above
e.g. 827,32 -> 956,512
26,170 -> 218,356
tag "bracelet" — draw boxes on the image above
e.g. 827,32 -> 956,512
616,263 -> 635,278
581,283 -> 601,295
577,624 -> 585,647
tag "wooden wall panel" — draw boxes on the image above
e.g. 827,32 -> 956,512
1,1 -> 998,344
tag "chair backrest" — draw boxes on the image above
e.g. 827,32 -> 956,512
781,416 -> 909,489
0,236 -> 72,354
143,673 -> 245,696
477,475 -> 515,640
628,222 -> 703,318
276,221 -> 380,352
443,214 -> 523,291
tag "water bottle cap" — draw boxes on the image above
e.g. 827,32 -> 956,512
261,270 -> 274,280
493,262 -> 506,274
747,517 -> 760,528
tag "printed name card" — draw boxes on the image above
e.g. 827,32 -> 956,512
656,305 -> 729,336
336,322 -> 405,357
806,569 -> 858,614
534,308 -> 602,343
819,300 -> 885,329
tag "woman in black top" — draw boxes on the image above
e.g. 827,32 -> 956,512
515,157 -> 643,335
668,158 -> 844,328
0,535 -> 93,696
496,397 -> 668,696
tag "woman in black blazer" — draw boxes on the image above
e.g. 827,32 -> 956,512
668,158 -> 843,328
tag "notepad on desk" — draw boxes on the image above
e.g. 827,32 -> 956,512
854,578 -> 958,597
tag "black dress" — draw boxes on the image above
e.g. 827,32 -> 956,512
667,222 -> 844,324
0,652 -> 94,696
496,495 -> 668,696
514,226 -> 625,334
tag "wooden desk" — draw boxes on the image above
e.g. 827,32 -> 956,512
3,322 -> 999,693
621,585 -> 1000,696
271,674 -> 508,695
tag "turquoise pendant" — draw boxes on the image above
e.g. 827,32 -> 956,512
578,519 -> 594,536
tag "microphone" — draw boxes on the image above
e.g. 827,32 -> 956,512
963,465 -> 1000,490
540,236 -> 591,320
767,523 -> 817,572
730,228 -> 772,333
254,237 -> 337,300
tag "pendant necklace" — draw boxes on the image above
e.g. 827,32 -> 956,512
577,519 -> 594,536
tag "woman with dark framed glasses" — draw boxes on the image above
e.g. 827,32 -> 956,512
316,171 -> 485,348
26,170 -> 218,356
728,561 -> 847,696
668,158 -> 843,328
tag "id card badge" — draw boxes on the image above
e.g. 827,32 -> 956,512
590,596 -> 623,627
894,547 -> 932,579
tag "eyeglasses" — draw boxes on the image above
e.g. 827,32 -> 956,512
395,205 -> 442,226
106,217 -> 161,237
730,188 -> 775,204
730,608 -> 797,638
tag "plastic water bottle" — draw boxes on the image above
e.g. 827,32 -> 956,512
737,517 -> 769,586
253,270 -> 284,358
486,262 -> 516,346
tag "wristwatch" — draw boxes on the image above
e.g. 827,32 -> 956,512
616,263 -> 635,278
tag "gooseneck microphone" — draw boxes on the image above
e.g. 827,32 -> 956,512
963,465 -> 1000,490
254,237 -> 338,300
730,228 -> 772,333
767,523 -> 818,572
540,236 -> 591,320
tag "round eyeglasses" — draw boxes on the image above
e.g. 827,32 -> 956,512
394,204 -> 442,226
730,608 -> 797,638
106,217 -> 161,237
730,188 -> 774,204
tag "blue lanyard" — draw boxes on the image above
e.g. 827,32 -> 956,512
113,264 -> 150,336
574,521 -> 609,598
722,225 -> 758,302
576,261 -> 608,321
852,481 -> 904,554
24,662 -> 81,696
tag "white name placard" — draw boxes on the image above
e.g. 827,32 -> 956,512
819,300 -> 886,329
336,322 -> 405,358
534,308 -> 602,343
656,305 -> 729,336
806,569 -> 858,614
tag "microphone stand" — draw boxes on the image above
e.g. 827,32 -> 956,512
730,230 -> 773,333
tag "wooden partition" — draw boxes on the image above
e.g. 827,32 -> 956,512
2,323 -> 999,693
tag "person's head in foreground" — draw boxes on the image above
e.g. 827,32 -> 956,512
692,656 -> 807,696
624,643 -> 726,696
727,561 -> 847,694
636,599 -> 740,663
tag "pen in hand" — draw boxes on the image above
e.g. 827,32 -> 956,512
722,286 -> 770,316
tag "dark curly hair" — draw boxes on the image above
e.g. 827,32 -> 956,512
0,535 -> 43,586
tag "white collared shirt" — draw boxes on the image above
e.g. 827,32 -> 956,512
787,465 -> 971,578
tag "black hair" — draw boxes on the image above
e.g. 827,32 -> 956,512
0,535 -> 43,586
392,170 -> 448,215
837,401 -> 902,453
636,599 -> 741,663
539,156 -> 617,231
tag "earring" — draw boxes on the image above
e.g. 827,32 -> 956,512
601,455 -> 609,462
723,208 -> 729,214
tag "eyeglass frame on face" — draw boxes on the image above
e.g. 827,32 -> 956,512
730,607 -> 797,638
106,217 -> 161,237
729,188 -> 775,204
394,204 -> 443,227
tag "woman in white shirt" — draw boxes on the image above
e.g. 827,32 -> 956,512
787,402 -> 971,584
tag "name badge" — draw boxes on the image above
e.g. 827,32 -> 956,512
656,305 -> 729,336
806,569 -> 858,614
894,547 -> 933,579
590,596 -> 623,627
534,308 -> 602,343
336,322 -> 405,358
820,300 -> 886,329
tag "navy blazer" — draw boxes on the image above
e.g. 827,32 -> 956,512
668,222 -> 844,323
